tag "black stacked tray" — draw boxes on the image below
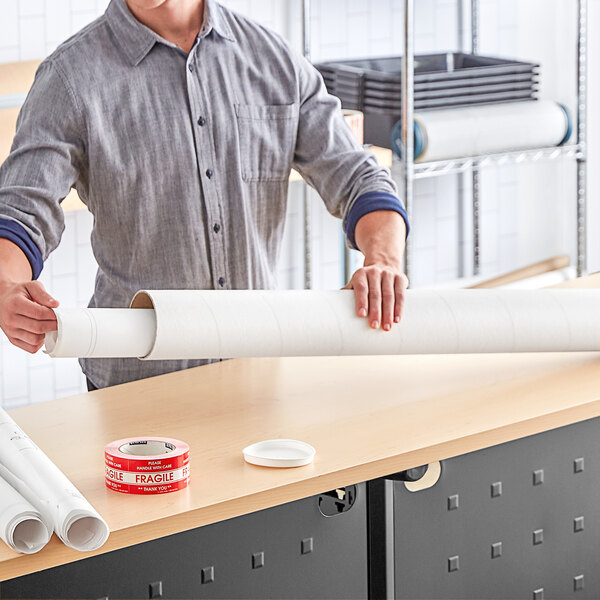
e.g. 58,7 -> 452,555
315,53 -> 540,148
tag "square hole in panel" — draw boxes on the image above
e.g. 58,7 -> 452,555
491,481 -> 502,497
252,551 -> 264,569
448,555 -> 459,572
491,542 -> 502,559
148,581 -> 162,599
301,537 -> 313,555
201,566 -> 214,584
447,494 -> 459,511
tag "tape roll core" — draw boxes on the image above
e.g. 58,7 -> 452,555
118,440 -> 176,456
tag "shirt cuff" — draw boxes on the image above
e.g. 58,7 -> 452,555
344,191 -> 410,250
0,218 -> 44,279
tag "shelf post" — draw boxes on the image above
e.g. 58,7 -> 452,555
457,0 -> 467,277
576,0 -> 588,276
401,0 -> 415,283
302,0 -> 312,289
471,0 -> 481,276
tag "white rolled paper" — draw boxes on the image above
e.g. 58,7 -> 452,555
412,100 -> 571,162
45,308 -> 156,358
45,289 -> 600,360
0,408 -> 109,552
500,267 -> 576,290
0,472 -> 52,554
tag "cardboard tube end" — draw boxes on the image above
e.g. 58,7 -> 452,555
131,291 -> 154,310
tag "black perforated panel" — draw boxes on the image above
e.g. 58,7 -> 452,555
2,483 -> 367,600
390,417 -> 600,599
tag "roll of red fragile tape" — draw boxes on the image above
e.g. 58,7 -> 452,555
104,437 -> 190,494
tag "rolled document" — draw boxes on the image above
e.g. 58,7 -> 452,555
0,408 -> 109,552
500,267 -> 576,290
0,473 -> 52,554
392,100 -> 571,162
45,289 -> 600,359
45,308 -> 156,358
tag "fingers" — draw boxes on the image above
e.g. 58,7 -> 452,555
347,267 -> 408,331
349,271 -> 369,318
0,281 -> 58,355
366,269 -> 382,329
7,332 -> 44,354
12,294 -> 57,321
12,340 -> 43,354
2,313 -> 50,352
381,271 -> 395,331
394,273 -> 408,323
12,314 -> 58,334
3,320 -> 50,353
24,281 -> 59,309
11,329 -> 45,347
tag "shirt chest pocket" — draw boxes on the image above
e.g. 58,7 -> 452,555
235,103 -> 300,182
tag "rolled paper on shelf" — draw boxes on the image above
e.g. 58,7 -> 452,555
469,255 -> 571,289
0,472 -> 52,554
45,289 -> 600,360
427,255 -> 571,290
500,266 -> 576,290
0,408 -> 110,552
391,100 -> 571,162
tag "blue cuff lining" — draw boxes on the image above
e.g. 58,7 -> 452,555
345,191 -> 410,250
0,219 -> 44,279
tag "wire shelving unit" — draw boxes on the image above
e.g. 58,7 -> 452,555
397,0 -> 588,281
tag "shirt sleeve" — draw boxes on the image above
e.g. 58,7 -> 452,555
344,191 -> 410,250
291,52 -> 409,247
0,219 -> 44,278
0,59 -> 86,277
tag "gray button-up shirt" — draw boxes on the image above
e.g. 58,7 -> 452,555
0,0 -> 398,388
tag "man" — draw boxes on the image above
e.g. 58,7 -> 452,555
0,0 -> 409,390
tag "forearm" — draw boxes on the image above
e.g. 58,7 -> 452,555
354,210 -> 406,267
0,239 -> 33,284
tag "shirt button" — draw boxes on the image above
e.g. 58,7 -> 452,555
206,169 -> 213,178
188,64 -> 194,72
213,223 -> 221,233
197,116 -> 206,126
218,277 -> 225,287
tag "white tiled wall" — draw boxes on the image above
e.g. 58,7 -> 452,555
0,0 -> 599,407
0,0 -> 111,62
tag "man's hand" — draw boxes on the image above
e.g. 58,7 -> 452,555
344,261 -> 408,331
0,280 -> 58,353
343,210 -> 408,331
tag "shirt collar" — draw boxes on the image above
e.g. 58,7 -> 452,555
204,0 -> 236,43
106,0 -> 236,67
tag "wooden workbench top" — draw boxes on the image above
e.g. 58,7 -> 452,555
1,276 -> 600,579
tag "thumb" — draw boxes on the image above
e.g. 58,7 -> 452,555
24,281 -> 59,309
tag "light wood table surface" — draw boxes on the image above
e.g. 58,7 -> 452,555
1,275 -> 600,580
